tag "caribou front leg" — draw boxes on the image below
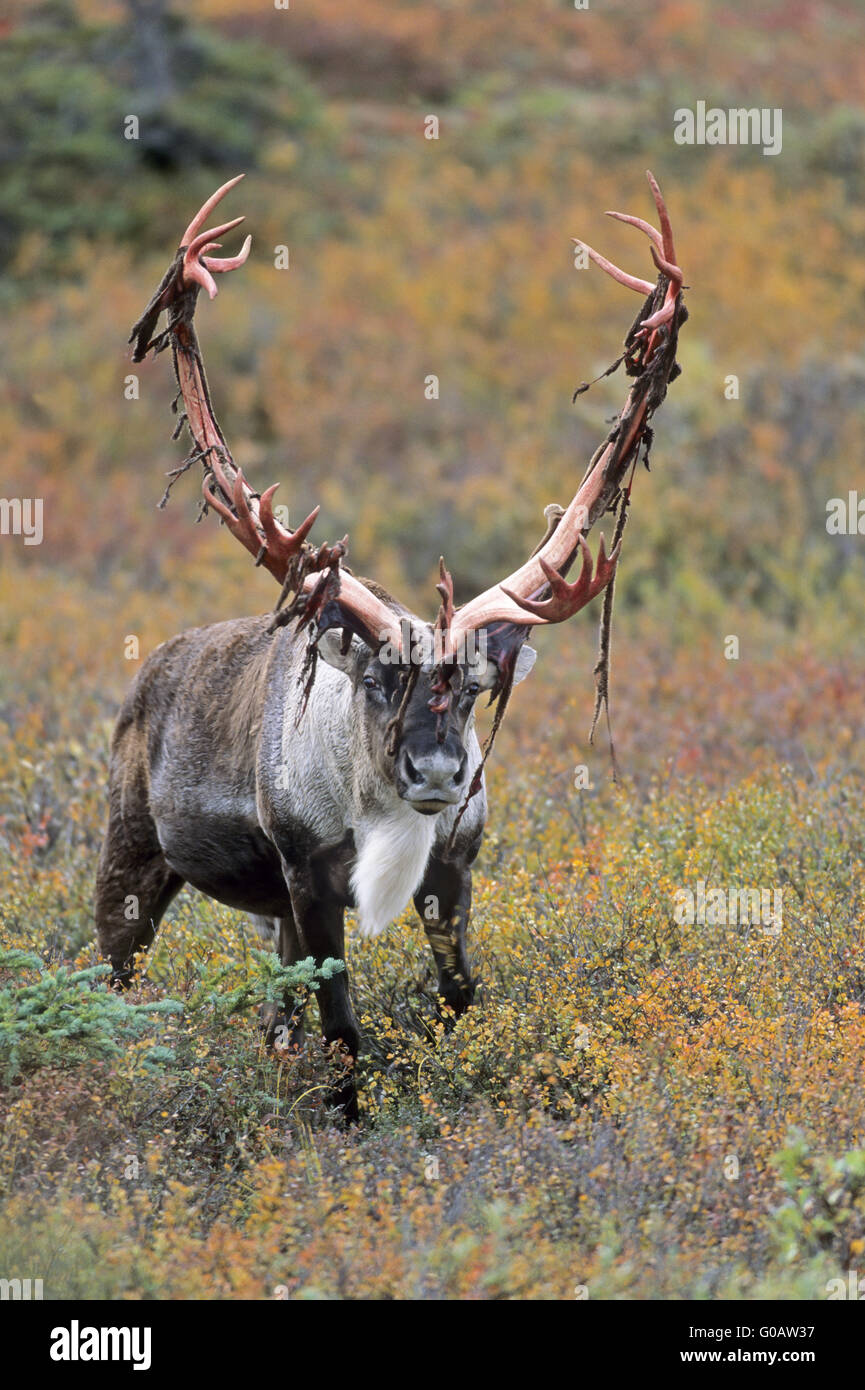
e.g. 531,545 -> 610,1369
285,864 -> 359,1124
414,856 -> 476,1018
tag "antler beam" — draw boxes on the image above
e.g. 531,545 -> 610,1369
442,169 -> 685,659
128,175 -> 404,650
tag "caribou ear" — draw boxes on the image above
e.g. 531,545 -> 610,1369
475,623 -> 537,697
512,644 -> 537,685
316,628 -> 372,677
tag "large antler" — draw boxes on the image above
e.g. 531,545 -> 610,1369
130,172 -> 684,695
442,170 -> 685,663
128,175 -> 403,650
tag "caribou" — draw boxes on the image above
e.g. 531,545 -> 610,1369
96,173 -> 685,1119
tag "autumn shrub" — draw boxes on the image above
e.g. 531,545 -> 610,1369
0,950 -> 181,1081
771,1136 -> 865,1271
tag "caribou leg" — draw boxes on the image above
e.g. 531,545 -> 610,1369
284,864 -> 360,1123
95,806 -> 184,988
414,856 -> 476,1019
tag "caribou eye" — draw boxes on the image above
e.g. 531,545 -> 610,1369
363,674 -> 381,693
464,680 -> 481,699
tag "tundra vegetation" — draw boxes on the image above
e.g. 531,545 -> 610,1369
1,0 -> 865,1298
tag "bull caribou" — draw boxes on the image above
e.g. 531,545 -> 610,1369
96,173 -> 685,1119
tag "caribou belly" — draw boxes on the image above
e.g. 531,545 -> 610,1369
152,790 -> 289,915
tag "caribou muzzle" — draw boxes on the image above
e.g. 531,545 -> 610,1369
395,744 -> 468,814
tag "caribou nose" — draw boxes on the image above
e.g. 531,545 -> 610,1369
399,748 -> 466,806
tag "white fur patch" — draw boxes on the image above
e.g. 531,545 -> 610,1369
351,808 -> 437,938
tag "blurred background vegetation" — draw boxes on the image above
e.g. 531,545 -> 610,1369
1,0 -> 863,798
2,0 -> 865,1299
3,0 -> 865,642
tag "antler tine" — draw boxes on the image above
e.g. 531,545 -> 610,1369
640,299 -> 677,331
203,462 -> 341,589
260,485 -> 320,557
182,218 -> 246,300
201,467 -> 263,561
501,534 -> 621,624
649,242 -> 682,287
202,235 -> 252,273
434,558 -> 456,633
180,174 -> 246,247
646,169 -> 677,266
573,239 -> 654,296
185,217 -> 245,260
230,469 -> 261,547
605,210 -> 664,254
184,260 -> 218,300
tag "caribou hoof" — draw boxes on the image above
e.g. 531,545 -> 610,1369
110,964 -> 134,992
322,1038 -> 359,1125
438,974 -> 476,1020
325,1078 -> 360,1126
